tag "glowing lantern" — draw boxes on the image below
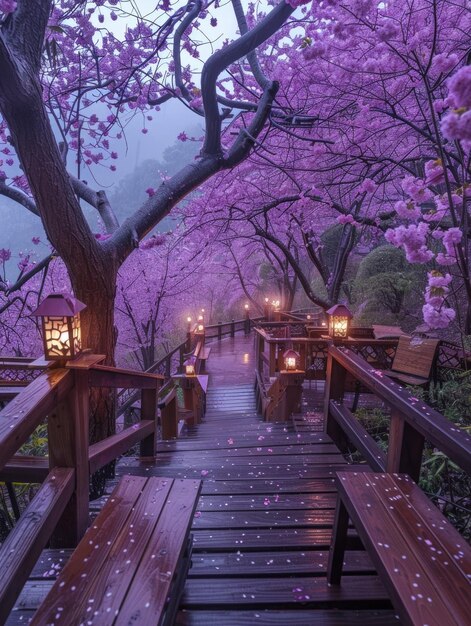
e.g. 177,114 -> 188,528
326,304 -> 353,340
184,356 -> 196,376
283,348 -> 300,371
32,293 -> 86,362
197,315 -> 204,332
244,303 -> 249,310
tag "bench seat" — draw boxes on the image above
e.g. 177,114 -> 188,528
328,471 -> 471,626
31,475 -> 201,626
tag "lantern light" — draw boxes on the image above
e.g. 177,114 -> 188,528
264,297 -> 269,303
326,304 -> 353,340
32,293 -> 86,362
307,314 -> 311,320
184,356 -> 196,376
283,348 -> 300,371
187,316 -> 192,323
198,315 -> 203,322
244,303 -> 249,310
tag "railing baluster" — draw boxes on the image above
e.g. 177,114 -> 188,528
140,386 -> 158,457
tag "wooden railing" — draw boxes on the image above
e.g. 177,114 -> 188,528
0,354 -> 165,622
254,325 -> 398,382
324,345 -> 471,482
254,325 -> 468,385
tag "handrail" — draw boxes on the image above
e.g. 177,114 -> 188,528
0,368 -> 73,472
0,353 -> 168,618
325,345 -> 471,480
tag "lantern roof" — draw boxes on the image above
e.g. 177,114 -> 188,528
326,304 -> 353,318
184,355 -> 196,366
283,348 -> 300,359
31,293 -> 86,317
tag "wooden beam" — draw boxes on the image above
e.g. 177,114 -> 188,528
329,401 -> 386,472
0,369 -> 73,472
89,364 -> 164,389
0,455 -> 49,483
89,421 -> 155,473
0,467 -> 74,625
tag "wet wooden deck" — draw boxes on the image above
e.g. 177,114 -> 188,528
8,334 -> 398,625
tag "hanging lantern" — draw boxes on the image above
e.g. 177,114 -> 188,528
32,293 -> 86,362
326,304 -> 353,340
283,348 -> 300,371
184,356 -> 196,376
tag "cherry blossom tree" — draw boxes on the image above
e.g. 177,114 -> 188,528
0,0 -> 308,442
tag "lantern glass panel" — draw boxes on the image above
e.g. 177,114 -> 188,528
330,315 -> 349,338
185,363 -> 196,376
286,356 -> 297,370
43,312 -> 81,359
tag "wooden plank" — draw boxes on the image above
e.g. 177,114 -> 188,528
30,475 -> 148,625
200,478 -> 337,495
192,509 -> 335,529
329,400 -> 386,471
173,609 -> 401,626
182,575 -> 389,607
189,549 -> 374,577
368,474 -> 471,624
335,472 -> 464,626
191,527 -> 359,551
89,421 -> 155,473
67,477 -> 175,625
0,368 -> 73,472
116,479 -> 201,625
394,475 -> 471,581
0,455 -> 49,483
0,468 -> 75,625
197,493 -> 338,511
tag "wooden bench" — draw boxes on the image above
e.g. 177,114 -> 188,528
384,335 -> 439,386
327,471 -> 471,626
31,475 -> 201,626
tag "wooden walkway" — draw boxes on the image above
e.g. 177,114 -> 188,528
8,334 -> 397,625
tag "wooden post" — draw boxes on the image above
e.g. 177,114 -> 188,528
245,311 -> 251,335
48,368 -> 89,548
161,395 -> 177,440
279,371 -> 304,421
387,410 -> 425,482
269,342 -> 277,377
324,351 -> 348,451
179,344 -> 185,373
140,386 -> 158,457
327,498 -> 349,585
230,319 -> 235,337
218,321 -> 222,341
165,355 -> 171,378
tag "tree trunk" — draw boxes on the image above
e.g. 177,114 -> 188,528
70,262 -> 119,497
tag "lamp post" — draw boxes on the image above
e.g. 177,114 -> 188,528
279,348 -> 304,422
326,304 -> 353,341
32,293 -> 86,363
263,297 -> 269,321
244,303 -> 250,335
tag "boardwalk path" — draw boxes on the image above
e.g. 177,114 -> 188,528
9,335 -> 397,625
119,335 -> 397,625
